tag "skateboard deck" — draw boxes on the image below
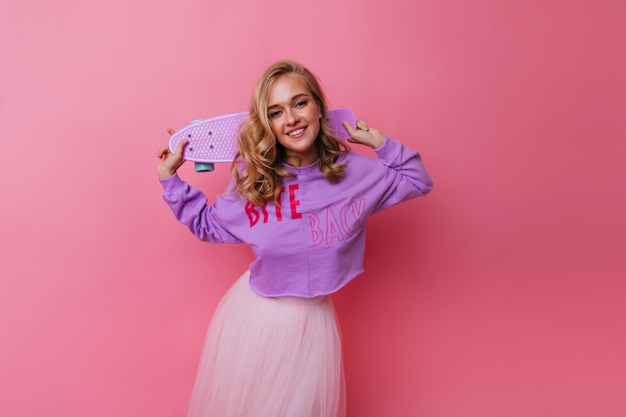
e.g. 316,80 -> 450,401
169,108 -> 356,168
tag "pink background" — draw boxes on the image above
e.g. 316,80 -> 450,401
1,0 -> 624,416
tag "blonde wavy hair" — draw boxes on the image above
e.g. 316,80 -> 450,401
231,60 -> 350,206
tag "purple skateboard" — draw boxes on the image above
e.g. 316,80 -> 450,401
169,108 -> 356,171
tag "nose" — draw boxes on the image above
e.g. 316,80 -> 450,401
285,108 -> 298,125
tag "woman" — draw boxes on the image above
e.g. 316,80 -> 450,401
157,60 -> 433,417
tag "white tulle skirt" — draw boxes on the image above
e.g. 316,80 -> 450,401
186,271 -> 346,417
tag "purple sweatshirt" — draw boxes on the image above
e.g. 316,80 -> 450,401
160,136 -> 433,298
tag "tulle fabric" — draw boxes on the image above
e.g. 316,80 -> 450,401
186,271 -> 346,417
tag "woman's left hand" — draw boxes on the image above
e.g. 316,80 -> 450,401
156,128 -> 188,179
342,120 -> 385,149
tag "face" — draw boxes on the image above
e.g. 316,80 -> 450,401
267,74 -> 321,166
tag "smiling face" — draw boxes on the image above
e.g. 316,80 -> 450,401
267,74 -> 321,167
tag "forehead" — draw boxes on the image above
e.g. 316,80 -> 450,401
267,74 -> 310,105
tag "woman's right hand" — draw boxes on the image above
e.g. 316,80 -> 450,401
156,129 -> 188,179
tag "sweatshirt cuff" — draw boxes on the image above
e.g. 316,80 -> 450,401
159,173 -> 184,193
373,135 -> 395,159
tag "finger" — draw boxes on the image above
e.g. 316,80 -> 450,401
167,128 -> 175,136
157,145 -> 170,158
356,120 -> 369,132
174,139 -> 189,157
342,120 -> 358,136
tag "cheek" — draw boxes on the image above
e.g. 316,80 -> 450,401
310,117 -> 321,137
269,119 -> 280,135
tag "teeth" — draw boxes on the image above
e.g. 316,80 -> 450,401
289,128 -> 305,136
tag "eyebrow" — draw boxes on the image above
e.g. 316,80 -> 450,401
267,93 -> 310,110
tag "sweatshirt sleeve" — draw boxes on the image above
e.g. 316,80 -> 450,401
372,136 -> 434,212
159,174 -> 243,244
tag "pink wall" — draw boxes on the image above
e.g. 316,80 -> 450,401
1,0 -> 624,416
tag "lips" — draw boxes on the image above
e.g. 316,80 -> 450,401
287,126 -> 307,137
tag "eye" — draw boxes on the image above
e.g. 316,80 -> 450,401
268,110 -> 282,119
295,100 -> 308,108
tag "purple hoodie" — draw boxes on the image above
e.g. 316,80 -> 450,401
160,136 -> 433,298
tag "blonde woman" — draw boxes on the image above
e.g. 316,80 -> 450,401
157,60 -> 433,417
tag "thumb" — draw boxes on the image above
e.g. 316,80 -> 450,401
342,120 -> 358,139
174,139 -> 189,158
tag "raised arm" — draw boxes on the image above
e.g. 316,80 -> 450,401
344,119 -> 433,212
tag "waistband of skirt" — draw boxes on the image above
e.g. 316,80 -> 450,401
275,294 -> 328,304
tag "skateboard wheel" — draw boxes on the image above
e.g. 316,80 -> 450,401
195,162 -> 215,172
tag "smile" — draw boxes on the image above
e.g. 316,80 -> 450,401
287,127 -> 306,137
